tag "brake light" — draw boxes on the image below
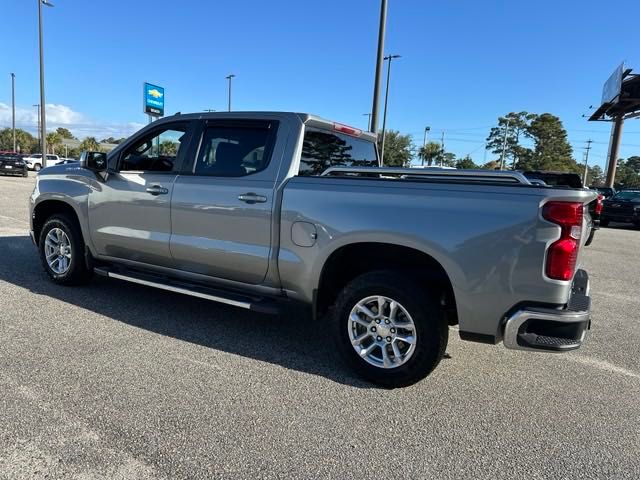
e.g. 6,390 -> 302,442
333,123 -> 362,137
595,194 -> 604,215
542,201 -> 583,281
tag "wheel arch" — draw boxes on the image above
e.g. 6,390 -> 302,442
315,242 -> 458,325
33,199 -> 83,247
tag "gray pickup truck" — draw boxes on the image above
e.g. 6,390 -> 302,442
29,112 -> 596,387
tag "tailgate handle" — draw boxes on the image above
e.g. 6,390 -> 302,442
238,192 -> 267,204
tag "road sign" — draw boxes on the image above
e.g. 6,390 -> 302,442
601,63 -> 624,106
143,82 -> 165,117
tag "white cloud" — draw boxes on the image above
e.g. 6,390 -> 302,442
0,102 -> 144,140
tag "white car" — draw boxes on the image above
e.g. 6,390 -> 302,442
22,154 -> 62,171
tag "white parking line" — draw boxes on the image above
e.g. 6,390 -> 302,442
568,355 -> 640,380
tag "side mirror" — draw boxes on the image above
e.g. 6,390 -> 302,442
80,151 -> 107,172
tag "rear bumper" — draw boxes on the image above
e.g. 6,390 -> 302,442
0,165 -> 27,175
503,269 -> 591,352
601,212 -> 639,224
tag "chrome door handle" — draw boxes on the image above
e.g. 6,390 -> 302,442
238,192 -> 267,204
146,185 -> 169,195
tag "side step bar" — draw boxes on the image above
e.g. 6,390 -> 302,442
94,267 -> 281,315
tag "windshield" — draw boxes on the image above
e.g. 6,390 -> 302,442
612,191 -> 640,201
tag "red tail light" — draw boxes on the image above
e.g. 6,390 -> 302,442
333,123 -> 362,137
595,194 -> 604,215
542,201 -> 583,281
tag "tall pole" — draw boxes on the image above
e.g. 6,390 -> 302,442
605,115 -> 624,188
582,139 -> 592,186
38,0 -> 54,163
226,74 -> 235,112
421,126 -> 430,166
440,131 -> 445,166
380,54 -> 400,165
10,73 -> 16,152
370,0 -> 387,134
499,118 -> 511,170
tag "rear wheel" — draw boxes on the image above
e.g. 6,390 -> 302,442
33,163 -> 42,172
331,270 -> 448,388
38,214 -> 91,285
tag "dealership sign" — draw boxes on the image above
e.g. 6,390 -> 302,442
143,82 -> 165,117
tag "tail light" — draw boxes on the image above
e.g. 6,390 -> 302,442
595,194 -> 604,215
542,201 -> 583,281
333,123 -> 362,137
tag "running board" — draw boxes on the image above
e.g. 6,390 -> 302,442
94,267 -> 281,314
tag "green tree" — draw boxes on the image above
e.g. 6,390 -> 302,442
79,137 -> 100,152
615,159 -> 640,188
55,127 -> 75,139
519,113 -> 577,171
441,152 -> 456,167
0,128 -> 37,153
587,165 -> 604,186
417,141 -> 442,166
159,140 -> 178,156
456,155 -> 478,169
625,156 -> 640,174
46,132 -> 62,154
380,130 -> 414,167
486,111 -> 535,169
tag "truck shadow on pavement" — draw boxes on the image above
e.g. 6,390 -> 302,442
0,235 -> 375,388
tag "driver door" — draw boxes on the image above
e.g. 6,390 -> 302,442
88,121 -> 195,267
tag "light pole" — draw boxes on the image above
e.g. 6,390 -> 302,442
421,126 -> 430,166
380,54 -> 401,165
370,0 -> 388,134
33,104 -> 41,146
499,118 -> 510,170
10,73 -> 16,152
363,113 -> 372,131
226,74 -> 235,112
38,0 -> 54,163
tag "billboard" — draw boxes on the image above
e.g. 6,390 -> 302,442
601,63 -> 624,106
143,82 -> 165,117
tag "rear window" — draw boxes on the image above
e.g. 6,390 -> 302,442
298,129 -> 378,176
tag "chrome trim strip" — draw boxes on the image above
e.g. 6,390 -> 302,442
103,270 -> 252,310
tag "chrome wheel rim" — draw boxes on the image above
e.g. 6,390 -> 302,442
44,228 -> 72,275
348,295 -> 417,369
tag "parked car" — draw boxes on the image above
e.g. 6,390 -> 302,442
22,153 -> 62,171
600,190 -> 640,227
522,170 -> 602,245
29,112 -> 596,387
592,186 -> 616,199
0,153 -> 28,177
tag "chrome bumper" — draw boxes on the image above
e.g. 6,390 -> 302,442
503,269 -> 591,352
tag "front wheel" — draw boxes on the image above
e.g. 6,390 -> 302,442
331,270 -> 448,388
33,163 -> 42,172
38,214 -> 91,285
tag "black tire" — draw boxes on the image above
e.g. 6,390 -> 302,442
22,171 -> 28,178
38,214 -> 92,285
331,270 -> 448,388
600,219 -> 610,227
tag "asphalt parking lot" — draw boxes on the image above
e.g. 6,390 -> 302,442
0,174 -> 639,480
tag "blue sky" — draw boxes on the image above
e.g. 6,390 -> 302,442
1,0 -> 640,167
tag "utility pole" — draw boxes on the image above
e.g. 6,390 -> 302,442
582,139 -> 592,186
363,113 -> 372,131
10,73 -> 16,152
421,126 -> 430,166
380,54 -> 401,165
33,104 -> 41,146
605,115 -> 624,188
440,131 -> 445,166
38,0 -> 54,163
226,74 -> 235,112
370,0 -> 387,134
499,118 -> 511,170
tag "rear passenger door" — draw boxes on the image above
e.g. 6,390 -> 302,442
170,120 -> 279,284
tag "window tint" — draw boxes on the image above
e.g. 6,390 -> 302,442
120,126 -> 187,172
194,125 -> 272,177
298,129 -> 378,176
47,155 -> 57,160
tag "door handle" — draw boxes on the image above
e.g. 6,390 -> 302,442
146,185 -> 169,195
238,192 -> 267,204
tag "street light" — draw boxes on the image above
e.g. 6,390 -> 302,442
38,0 -> 54,164
370,0 -> 388,134
10,73 -> 16,152
363,113 -> 372,131
422,126 -> 431,166
226,74 -> 235,112
380,54 -> 401,165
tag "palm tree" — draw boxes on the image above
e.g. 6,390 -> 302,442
418,141 -> 442,166
46,131 -> 62,154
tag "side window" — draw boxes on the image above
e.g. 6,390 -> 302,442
46,155 -> 57,161
194,124 -> 273,177
119,125 -> 187,172
298,129 -> 378,176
